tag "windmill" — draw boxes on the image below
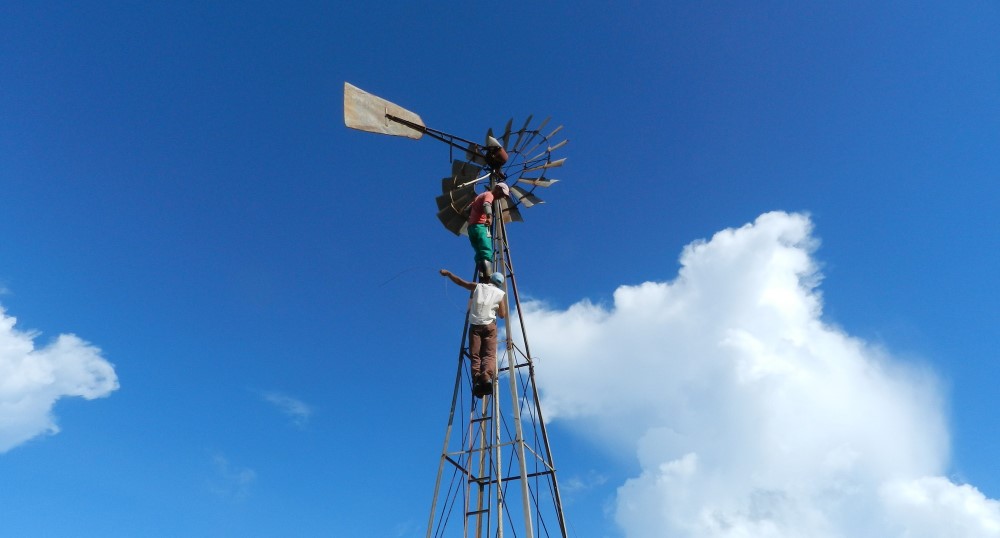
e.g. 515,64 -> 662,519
344,82 -> 571,538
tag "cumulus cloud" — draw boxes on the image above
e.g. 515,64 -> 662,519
0,307 -> 118,453
881,477 -> 1000,537
523,211 -> 999,537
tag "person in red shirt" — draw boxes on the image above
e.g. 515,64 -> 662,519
467,182 -> 510,281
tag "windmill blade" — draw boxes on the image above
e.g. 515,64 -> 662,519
520,136 -> 555,159
514,117 -> 552,153
513,116 -> 549,153
547,139 -> 568,153
465,142 -> 486,166
437,206 -> 470,236
522,158 -> 566,174
535,116 -> 552,135
510,185 -> 544,208
524,139 -> 568,163
526,140 -> 567,162
516,178 -> 560,188
436,183 -> 476,236
440,178 -> 457,196
513,132 -> 539,155
343,82 -> 424,139
509,116 -> 533,152
501,118 -> 513,148
452,159 -> 480,180
498,198 -> 524,223
436,186 -> 476,211
522,126 -> 562,157
444,160 -> 482,191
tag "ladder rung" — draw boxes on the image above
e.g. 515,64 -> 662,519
467,469 -> 556,487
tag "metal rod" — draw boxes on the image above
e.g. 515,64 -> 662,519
426,308 -> 474,538
385,114 -> 483,154
496,204 -> 536,538
444,455 -> 471,475
498,215 -> 570,538
493,359 -> 504,538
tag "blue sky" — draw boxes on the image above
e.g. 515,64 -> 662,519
2,2 -> 998,537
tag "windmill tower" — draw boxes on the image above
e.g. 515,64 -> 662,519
344,83 -> 570,537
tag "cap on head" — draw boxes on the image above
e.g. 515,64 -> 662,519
486,136 -> 502,149
494,182 -> 510,197
490,272 -> 505,286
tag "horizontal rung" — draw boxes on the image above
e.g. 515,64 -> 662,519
468,469 -> 556,487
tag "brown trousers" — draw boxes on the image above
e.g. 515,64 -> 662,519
468,322 -> 498,382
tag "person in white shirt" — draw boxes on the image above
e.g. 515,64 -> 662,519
439,268 -> 508,397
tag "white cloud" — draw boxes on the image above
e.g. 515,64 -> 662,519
0,306 -> 118,453
209,453 -> 256,502
261,391 -> 312,427
523,211 -> 997,537
881,477 -> 1000,537
562,469 -> 610,494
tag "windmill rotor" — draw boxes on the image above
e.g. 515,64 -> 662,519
343,82 -> 566,235
436,116 -> 567,235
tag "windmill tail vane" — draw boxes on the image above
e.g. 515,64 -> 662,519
343,82 -> 567,235
345,82 -> 479,155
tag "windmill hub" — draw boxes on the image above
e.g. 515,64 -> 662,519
485,136 -> 509,170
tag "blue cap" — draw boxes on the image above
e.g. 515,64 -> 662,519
490,272 -> 505,286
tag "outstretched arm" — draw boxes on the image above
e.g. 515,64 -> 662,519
439,269 -> 476,291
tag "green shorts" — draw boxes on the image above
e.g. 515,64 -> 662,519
468,224 -> 493,263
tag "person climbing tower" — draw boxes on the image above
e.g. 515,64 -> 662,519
466,181 -> 510,281
439,268 -> 508,397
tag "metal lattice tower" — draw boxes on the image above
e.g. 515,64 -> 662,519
426,186 -> 568,538
343,83 -> 570,538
